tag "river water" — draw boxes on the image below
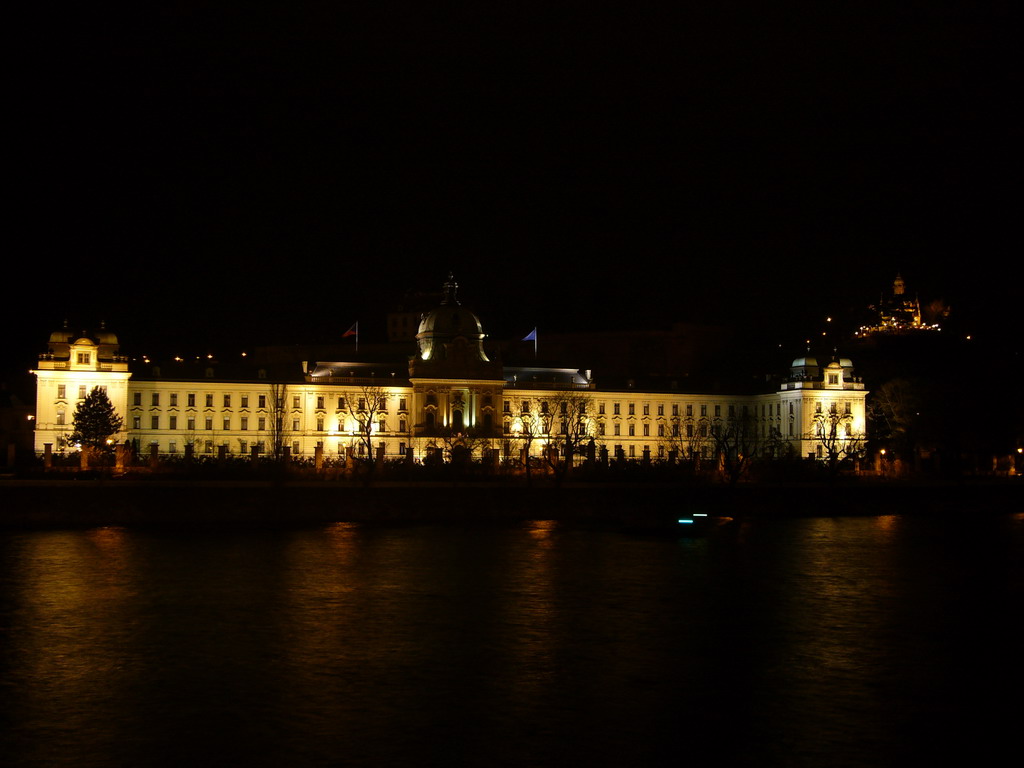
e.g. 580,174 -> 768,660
2,511 -> 1021,767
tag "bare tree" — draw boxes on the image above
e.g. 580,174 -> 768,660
812,405 -> 863,475
665,412 -> 712,465
265,383 -> 289,461
340,383 -> 388,473
506,396 -> 545,484
708,409 -> 761,484
540,391 -> 595,485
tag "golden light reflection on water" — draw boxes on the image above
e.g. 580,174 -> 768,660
874,514 -> 899,534
526,519 -> 558,546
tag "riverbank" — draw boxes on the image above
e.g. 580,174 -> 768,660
1,476 -> 1019,528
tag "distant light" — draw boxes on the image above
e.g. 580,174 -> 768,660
241,352 -> 247,357
826,317 -> 832,322
678,519 -> 694,524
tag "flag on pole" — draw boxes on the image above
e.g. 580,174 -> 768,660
523,327 -> 537,357
344,322 -> 359,352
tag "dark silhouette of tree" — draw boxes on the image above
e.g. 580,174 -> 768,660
708,409 -> 760,484
812,405 -> 863,475
265,383 -> 289,461
540,391 -> 595,485
70,387 -> 123,451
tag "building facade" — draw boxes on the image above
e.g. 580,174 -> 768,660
33,280 -> 868,464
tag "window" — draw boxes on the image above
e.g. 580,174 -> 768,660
151,416 -> 160,430
187,417 -> 196,431
828,373 -> 839,385
337,396 -> 346,410
521,401 -> 529,414
613,403 -> 620,415
169,441 -> 177,454
170,393 -> 178,407
399,419 -> 407,432
503,400 -> 510,412
714,405 -> 721,417
56,411 -> 65,425
686,404 -> 693,417
686,424 -> 694,438
238,440 -> 246,454
540,401 -> 548,414
169,416 -> 177,430
205,417 -> 213,430
628,403 -> 635,416
57,385 -> 66,400
316,417 -> 324,431
378,417 -> 386,432
399,442 -> 406,455
152,393 -> 160,407
292,441 -> 301,455
643,424 -> 650,437
205,440 -> 214,454
657,404 -> 663,416
293,396 -> 300,409
560,401 -> 568,415
628,424 -> 635,436
292,418 -> 300,431
358,398 -> 366,410
700,404 -> 707,417
187,393 -> 196,407
728,405 -> 735,418
316,396 -> 325,409
203,394 -> 212,407
845,402 -> 852,414
223,417 -> 231,430
598,403 -> 605,415
132,416 -> 141,430
643,404 -> 649,416
258,417 -> 266,430
240,395 -> 248,408
614,424 -> 621,436
629,445 -> 635,458
258,395 -> 267,409
240,417 -> 248,431
79,385 -> 87,399
77,352 -> 90,364
598,423 -> 606,436
133,392 -> 142,406
657,424 -> 664,437
223,394 -> 231,408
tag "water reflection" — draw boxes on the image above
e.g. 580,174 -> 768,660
1,513 -> 1021,767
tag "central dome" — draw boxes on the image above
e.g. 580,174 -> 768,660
415,275 -> 490,364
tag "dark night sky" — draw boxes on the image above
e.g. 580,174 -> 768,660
7,3 -> 1019,374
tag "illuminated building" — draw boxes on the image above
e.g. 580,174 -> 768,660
858,273 -> 946,336
32,278 -> 868,463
